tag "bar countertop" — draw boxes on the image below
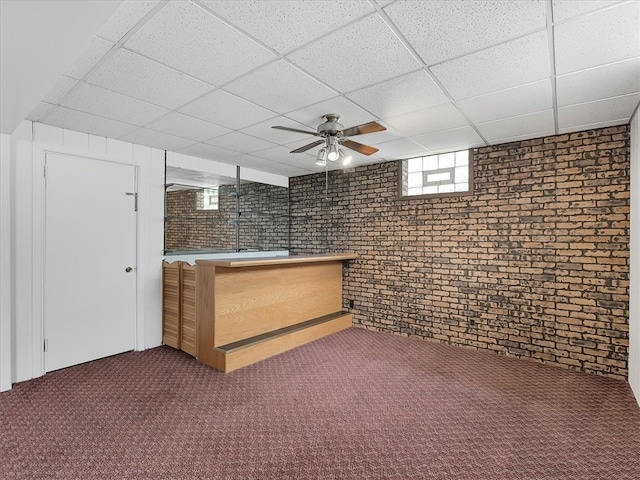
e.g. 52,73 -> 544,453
195,253 -> 359,268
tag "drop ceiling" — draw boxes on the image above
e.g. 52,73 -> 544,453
24,0 -> 640,177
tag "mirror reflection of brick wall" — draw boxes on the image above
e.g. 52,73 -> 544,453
165,182 -> 289,252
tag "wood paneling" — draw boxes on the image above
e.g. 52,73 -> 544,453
213,262 -> 343,346
218,314 -> 352,373
162,261 -> 181,349
161,253 -> 359,372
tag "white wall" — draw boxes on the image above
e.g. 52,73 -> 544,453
4,123 -> 290,389
630,111 -> 639,406
10,121 -> 165,384
1,1 -> 121,135
0,133 -> 12,391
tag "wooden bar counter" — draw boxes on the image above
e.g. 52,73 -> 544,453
164,253 -> 358,372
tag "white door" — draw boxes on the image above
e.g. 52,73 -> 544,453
44,153 -> 137,372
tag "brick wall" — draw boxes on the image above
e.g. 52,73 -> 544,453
289,125 -> 631,379
166,181 -> 289,251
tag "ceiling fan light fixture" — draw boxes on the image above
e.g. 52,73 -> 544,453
339,149 -> 352,165
327,137 -> 339,161
315,148 -> 327,166
272,114 -> 386,166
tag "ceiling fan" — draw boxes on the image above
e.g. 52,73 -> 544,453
272,114 -> 386,166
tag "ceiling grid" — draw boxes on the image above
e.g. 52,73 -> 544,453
23,0 -> 640,176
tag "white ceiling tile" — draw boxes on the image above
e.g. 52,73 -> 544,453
252,145 -> 304,163
42,106 -> 138,139
98,1 -> 161,43
384,0 -> 546,65
558,93 -> 640,128
275,153 -> 317,168
558,119 -> 629,134
372,138 -> 430,160
260,163 -> 314,177
285,97 -> 376,130
552,0 -> 625,22
287,14 -> 421,92
457,79 -> 553,123
26,103 -> 55,122
87,48 -> 213,109
223,60 -> 336,113
554,2 -> 640,74
476,110 -> 556,142
240,116 -> 316,143
556,57 -> 640,107
232,154 -> 283,171
42,76 -> 78,104
412,127 -> 485,154
179,89 -> 276,130
146,112 -> 231,142
61,83 -> 170,126
120,127 -> 197,151
490,129 -> 556,145
383,103 -> 469,137
65,37 -> 115,79
208,131 -> 278,153
346,70 -> 449,119
201,0 -> 373,54
125,1 -> 276,86
179,142 -> 243,161
431,31 -> 550,100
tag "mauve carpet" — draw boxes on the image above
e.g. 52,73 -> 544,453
1,327 -> 639,479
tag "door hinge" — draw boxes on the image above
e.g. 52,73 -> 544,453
125,192 -> 138,212
43,339 -> 48,352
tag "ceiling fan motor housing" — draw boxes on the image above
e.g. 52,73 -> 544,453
317,114 -> 344,138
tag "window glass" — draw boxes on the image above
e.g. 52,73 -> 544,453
401,149 -> 472,198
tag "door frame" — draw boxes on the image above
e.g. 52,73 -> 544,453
31,147 -> 146,377
0,134 -> 11,391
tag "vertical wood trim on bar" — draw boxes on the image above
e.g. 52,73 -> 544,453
161,261 -> 181,349
196,263 -> 219,368
180,263 -> 197,357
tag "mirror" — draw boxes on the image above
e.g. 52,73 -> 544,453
164,166 -> 289,253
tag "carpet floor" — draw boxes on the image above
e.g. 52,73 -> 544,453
1,327 -> 639,479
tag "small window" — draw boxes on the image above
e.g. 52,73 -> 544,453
196,188 -> 219,210
400,149 -> 473,198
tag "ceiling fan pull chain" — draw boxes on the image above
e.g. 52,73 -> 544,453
325,162 -> 329,201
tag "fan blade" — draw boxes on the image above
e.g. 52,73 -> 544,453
342,139 -> 378,156
290,140 -> 324,153
272,126 -> 319,136
341,121 -> 386,137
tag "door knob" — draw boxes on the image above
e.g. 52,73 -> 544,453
125,267 -> 133,272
